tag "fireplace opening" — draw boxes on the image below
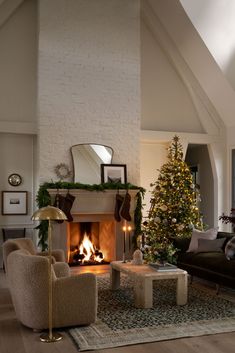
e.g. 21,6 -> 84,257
68,221 -> 112,266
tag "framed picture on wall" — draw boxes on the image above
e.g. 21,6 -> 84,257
2,191 -> 28,215
101,164 -> 127,184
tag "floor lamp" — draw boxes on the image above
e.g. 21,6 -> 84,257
32,205 -> 67,343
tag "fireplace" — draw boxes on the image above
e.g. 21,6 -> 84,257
68,221 -> 115,265
48,189 -> 139,264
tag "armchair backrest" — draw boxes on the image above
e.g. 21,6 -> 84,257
7,249 -> 50,329
2,238 -> 36,273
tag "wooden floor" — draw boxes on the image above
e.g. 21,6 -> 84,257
1,266 -> 235,353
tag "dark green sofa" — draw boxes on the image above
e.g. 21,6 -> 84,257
174,231 -> 235,289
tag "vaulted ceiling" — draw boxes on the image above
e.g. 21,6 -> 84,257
180,0 -> 235,91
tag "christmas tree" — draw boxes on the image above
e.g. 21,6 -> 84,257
143,135 -> 202,264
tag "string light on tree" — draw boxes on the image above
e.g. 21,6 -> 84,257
144,135 -> 202,264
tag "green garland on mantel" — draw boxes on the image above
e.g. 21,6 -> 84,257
35,181 -> 145,251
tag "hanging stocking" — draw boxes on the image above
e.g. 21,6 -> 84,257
114,190 -> 124,222
120,190 -> 132,221
54,191 -> 75,223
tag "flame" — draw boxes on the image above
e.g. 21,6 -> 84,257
79,232 -> 103,263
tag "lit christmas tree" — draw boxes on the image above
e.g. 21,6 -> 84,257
144,135 -> 202,264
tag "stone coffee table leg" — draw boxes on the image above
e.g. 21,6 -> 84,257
111,267 -> 120,290
176,273 -> 188,305
134,276 -> 153,308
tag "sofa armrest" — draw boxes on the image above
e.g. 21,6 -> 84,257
173,237 -> 191,253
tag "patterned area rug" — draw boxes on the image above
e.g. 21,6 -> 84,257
68,274 -> 235,351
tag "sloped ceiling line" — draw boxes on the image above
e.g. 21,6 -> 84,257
0,0 -> 24,29
142,0 -> 224,136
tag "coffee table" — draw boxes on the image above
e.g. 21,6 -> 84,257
110,261 -> 188,309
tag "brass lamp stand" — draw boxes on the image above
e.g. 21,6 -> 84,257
32,205 -> 67,343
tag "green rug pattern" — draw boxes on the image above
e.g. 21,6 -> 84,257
68,274 -> 235,351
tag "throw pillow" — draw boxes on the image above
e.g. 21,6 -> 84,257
187,228 -> 218,252
195,237 -> 226,253
225,236 -> 235,260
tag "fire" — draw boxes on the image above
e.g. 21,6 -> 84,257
78,232 -> 103,263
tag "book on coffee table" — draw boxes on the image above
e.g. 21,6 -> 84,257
149,262 -> 178,271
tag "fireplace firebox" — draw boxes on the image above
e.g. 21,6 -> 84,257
68,222 -> 111,266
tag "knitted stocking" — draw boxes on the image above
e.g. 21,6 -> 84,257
114,192 -> 124,222
54,192 -> 75,223
120,191 -> 131,221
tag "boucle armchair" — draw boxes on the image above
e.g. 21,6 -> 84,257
2,238 -> 65,272
7,249 -> 97,330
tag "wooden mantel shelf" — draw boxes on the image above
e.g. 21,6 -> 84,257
47,189 -> 139,215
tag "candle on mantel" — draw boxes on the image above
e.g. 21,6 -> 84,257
127,225 -> 132,251
122,224 -> 127,263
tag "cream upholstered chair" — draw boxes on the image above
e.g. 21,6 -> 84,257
6,249 -> 97,330
2,238 -> 65,273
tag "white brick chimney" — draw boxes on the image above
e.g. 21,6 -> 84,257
37,0 -> 141,186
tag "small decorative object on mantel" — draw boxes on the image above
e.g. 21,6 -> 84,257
101,164 -> 127,184
54,163 -> 72,181
8,173 -> 22,186
132,249 -> 143,265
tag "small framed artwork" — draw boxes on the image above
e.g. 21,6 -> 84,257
2,191 -> 28,215
101,164 -> 127,184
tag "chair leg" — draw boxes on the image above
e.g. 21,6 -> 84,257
216,284 -> 220,295
189,275 -> 193,284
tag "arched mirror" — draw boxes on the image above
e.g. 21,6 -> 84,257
71,143 -> 114,184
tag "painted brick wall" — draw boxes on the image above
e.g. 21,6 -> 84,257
37,0 -> 140,185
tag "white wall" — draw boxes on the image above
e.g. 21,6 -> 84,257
37,0 -> 141,185
0,133 -> 36,266
141,19 -> 203,133
0,0 -> 37,125
185,145 -> 214,228
0,133 -> 35,226
147,0 -> 235,128
140,142 -> 168,217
